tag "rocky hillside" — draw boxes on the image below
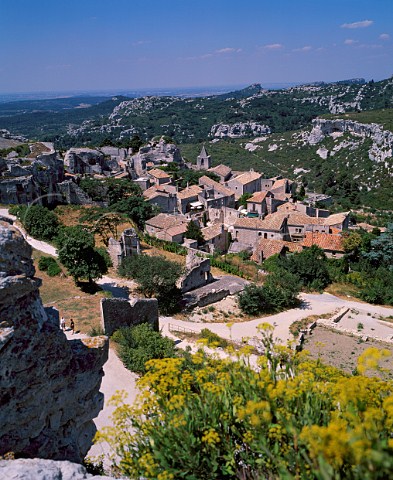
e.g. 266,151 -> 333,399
0,77 -> 392,148
180,108 -> 393,210
0,222 -> 108,462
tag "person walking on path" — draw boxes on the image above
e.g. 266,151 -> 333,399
70,319 -> 75,334
60,317 -> 66,330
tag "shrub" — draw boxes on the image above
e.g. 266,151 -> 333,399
47,261 -> 61,277
19,205 -> 59,241
98,328 -> 393,479
38,256 -> 56,271
111,323 -> 177,375
200,328 -> 228,348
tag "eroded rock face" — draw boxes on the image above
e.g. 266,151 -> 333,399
0,458 -> 115,480
210,122 -> 271,138
129,137 -> 184,176
0,223 -> 108,462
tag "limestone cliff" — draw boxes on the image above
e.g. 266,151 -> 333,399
210,122 -> 271,138
0,223 -> 109,462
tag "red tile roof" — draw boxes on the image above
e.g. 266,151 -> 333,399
302,232 -> 344,252
251,239 -> 302,262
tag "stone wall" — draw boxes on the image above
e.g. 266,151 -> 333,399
0,223 -> 108,463
177,250 -> 214,293
100,297 -> 159,336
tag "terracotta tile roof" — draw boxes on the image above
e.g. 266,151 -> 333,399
202,223 -> 225,241
234,214 -> 286,231
247,191 -> 268,203
165,224 -> 188,237
147,168 -> 171,179
208,164 -> 232,178
177,184 -> 202,200
321,212 -> 349,227
251,239 -> 302,262
285,212 -> 324,226
145,213 -> 187,230
230,170 -> 261,185
199,175 -> 234,197
276,202 -> 298,212
302,232 -> 344,252
271,178 -> 293,190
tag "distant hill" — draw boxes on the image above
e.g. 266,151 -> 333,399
0,77 -> 392,148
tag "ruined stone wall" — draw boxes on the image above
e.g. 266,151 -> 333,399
0,223 -> 108,463
177,251 -> 214,293
100,297 -> 159,336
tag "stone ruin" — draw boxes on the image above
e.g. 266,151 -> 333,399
107,227 -> 141,269
177,250 -> 214,293
100,297 -> 159,336
0,222 -> 108,462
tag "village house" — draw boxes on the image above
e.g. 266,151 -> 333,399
246,191 -> 288,216
198,175 -> 235,208
147,168 -> 172,186
207,164 -> 233,182
226,170 -> 262,199
145,212 -> 188,238
321,212 -> 350,231
251,238 -> 302,263
232,214 -> 290,247
201,223 -> 230,254
177,184 -> 203,214
143,184 -> 178,213
269,177 -> 295,199
156,223 -> 188,243
302,231 -> 345,258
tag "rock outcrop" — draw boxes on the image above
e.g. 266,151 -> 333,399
64,148 -> 106,175
306,118 -> 393,166
0,458 -> 115,480
0,151 -> 65,205
210,122 -> 271,138
0,223 -> 109,462
129,137 -> 184,176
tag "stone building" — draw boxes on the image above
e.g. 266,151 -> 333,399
177,250 -> 214,293
108,227 -> 141,268
196,145 -> 212,170
226,170 -> 262,199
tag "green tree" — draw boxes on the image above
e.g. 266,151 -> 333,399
18,205 -> 59,241
283,245 -> 331,291
110,196 -> 154,229
363,223 -> 393,270
57,226 -> 108,284
118,254 -> 183,313
185,221 -> 204,246
238,192 -> 252,208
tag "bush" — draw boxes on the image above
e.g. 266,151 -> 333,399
111,323 -> 177,375
200,328 -> 228,348
98,329 -> 393,479
47,261 -> 62,277
18,205 -> 59,241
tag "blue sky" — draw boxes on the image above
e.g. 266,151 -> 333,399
1,0 -> 392,93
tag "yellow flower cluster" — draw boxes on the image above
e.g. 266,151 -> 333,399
201,428 -> 220,445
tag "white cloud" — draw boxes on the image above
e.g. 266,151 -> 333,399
215,47 -> 242,54
132,40 -> 151,46
379,33 -> 390,40
341,20 -> 373,29
293,45 -> 312,52
262,43 -> 283,50
344,39 -> 358,45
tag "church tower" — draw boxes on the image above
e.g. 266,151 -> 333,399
196,144 -> 212,170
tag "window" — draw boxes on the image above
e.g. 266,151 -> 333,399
264,233 -> 267,239
258,232 -> 262,236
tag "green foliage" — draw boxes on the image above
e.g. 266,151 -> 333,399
110,196 -> 154,229
78,177 -> 142,204
38,255 -> 61,276
363,224 -> 393,270
118,254 -> 183,313
282,245 -> 331,291
200,328 -> 229,348
238,192 -> 252,208
17,205 -> 59,241
57,225 -> 108,284
0,143 -> 30,158
172,169 -> 220,189
111,323 -> 177,374
358,268 -> 393,305
88,326 -> 105,337
238,273 -> 300,315
142,234 -> 187,255
185,221 -> 204,245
